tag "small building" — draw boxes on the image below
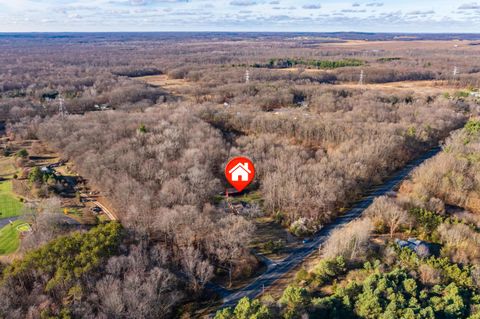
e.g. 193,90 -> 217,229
40,166 -> 53,174
94,104 -> 111,111
395,237 -> 431,257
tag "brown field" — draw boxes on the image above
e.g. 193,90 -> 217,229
139,70 -> 462,99
337,80 -> 459,94
137,74 -> 192,92
321,40 -> 478,51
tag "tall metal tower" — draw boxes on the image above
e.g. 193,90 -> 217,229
58,96 -> 66,119
245,69 -> 250,84
359,70 -> 364,85
453,66 -> 458,78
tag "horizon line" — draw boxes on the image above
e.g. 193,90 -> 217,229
2,31 -> 480,35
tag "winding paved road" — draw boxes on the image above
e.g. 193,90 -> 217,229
218,146 -> 441,310
92,200 -> 117,221
0,216 -> 20,229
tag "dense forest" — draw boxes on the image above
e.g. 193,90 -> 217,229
217,119 -> 480,319
0,33 -> 479,318
403,119 -> 480,215
2,33 -> 480,121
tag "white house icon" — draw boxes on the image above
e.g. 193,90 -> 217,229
228,162 -> 251,182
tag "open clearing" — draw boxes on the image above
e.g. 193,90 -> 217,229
0,155 -> 23,219
0,157 -> 17,179
0,220 -> 27,255
318,39 -> 478,51
137,74 -> 191,93
336,80 -> 459,94
0,180 -> 23,219
142,69 -> 462,98
249,217 -> 301,261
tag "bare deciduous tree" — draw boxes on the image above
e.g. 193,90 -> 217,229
366,196 -> 411,237
322,218 -> 373,261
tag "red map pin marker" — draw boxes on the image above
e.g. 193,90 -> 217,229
225,156 -> 255,192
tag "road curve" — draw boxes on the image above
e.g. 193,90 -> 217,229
218,146 -> 441,310
0,216 -> 20,229
94,200 -> 117,221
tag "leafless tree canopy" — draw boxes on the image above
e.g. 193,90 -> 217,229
322,218 -> 373,261
0,33 -> 478,318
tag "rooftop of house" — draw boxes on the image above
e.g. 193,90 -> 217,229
395,237 -> 431,256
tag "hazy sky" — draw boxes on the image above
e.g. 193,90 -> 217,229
0,0 -> 479,32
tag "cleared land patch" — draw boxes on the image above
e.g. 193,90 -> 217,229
336,80 -> 459,94
0,180 -> 23,219
137,74 -> 191,92
0,157 -> 17,178
0,220 -> 26,254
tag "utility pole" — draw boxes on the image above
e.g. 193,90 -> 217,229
453,66 -> 458,78
358,69 -> 364,85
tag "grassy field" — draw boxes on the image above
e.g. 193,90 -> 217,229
0,180 -> 23,219
0,155 -> 23,219
0,220 -> 27,254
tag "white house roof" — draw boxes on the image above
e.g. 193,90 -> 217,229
228,162 -> 251,174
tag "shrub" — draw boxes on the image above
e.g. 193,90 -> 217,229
215,297 -> 272,319
279,285 -> 309,318
295,268 -> 310,283
263,240 -> 284,254
138,123 -> 147,133
28,167 -> 44,184
3,147 -> 12,157
409,208 -> 444,240
289,218 -> 317,237
454,91 -> 470,99
465,119 -> 480,135
310,256 -> 347,286
16,149 -> 28,158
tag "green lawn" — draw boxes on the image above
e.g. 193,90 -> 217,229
0,220 -> 27,254
0,180 -> 23,219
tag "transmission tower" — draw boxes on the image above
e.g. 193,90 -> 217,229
359,70 -> 364,85
245,69 -> 250,84
453,66 -> 458,78
58,96 -> 66,119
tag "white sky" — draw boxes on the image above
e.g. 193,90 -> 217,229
0,0 -> 479,32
